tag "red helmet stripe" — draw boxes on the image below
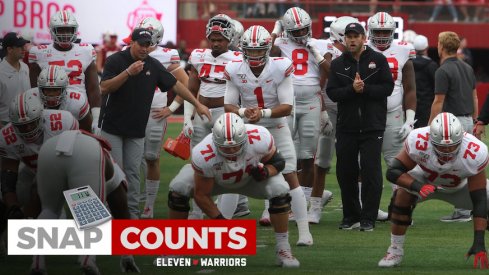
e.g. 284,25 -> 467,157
18,93 -> 26,120
62,11 -> 68,25
380,12 -> 385,27
291,8 -> 301,26
49,66 -> 55,85
251,26 -> 258,44
225,113 -> 232,142
442,113 -> 449,142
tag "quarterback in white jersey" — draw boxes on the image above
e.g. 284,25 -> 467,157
0,92 -> 78,219
168,113 -> 299,268
367,12 -> 417,169
132,17 -> 188,219
29,64 -> 92,132
28,10 -> 101,134
224,25 -> 312,246
271,7 -> 331,195
378,113 -> 489,269
184,14 -> 243,147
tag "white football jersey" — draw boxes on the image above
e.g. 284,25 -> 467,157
29,43 -> 96,95
0,109 -> 79,171
149,46 -> 181,108
191,124 -> 274,187
405,127 -> 489,192
274,37 -> 327,86
189,48 -> 243,98
368,40 -> 416,112
224,57 -> 295,127
26,87 -> 90,121
316,38 -> 343,108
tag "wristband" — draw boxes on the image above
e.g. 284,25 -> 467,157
261,109 -> 272,118
125,69 -> 132,77
168,101 -> 181,113
91,107 -> 100,121
238,108 -> 246,118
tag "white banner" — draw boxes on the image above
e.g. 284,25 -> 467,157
0,0 -> 177,45
8,219 -> 112,255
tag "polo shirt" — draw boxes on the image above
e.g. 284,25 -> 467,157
0,59 -> 30,122
100,48 -> 177,138
435,57 -> 476,116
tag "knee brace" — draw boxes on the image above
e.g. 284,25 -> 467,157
1,170 -> 18,195
268,194 -> 292,215
388,190 -> 416,226
167,191 -> 190,212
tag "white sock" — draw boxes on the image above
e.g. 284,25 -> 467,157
275,232 -> 289,247
264,199 -> 269,211
309,197 -> 321,209
301,186 -> 312,202
289,187 -> 310,236
144,179 -> 159,208
217,194 -> 239,219
391,233 -> 405,249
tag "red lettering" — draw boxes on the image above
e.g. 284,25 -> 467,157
31,0 -> 43,28
14,0 -> 27,28
0,0 -> 5,16
69,92 -> 81,100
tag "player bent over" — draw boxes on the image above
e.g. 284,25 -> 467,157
168,113 -> 299,268
378,113 -> 489,269
31,130 -> 140,274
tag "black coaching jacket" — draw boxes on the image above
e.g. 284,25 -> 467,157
326,45 -> 394,133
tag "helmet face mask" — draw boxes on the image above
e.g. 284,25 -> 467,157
241,25 -> 272,68
212,113 -> 248,159
367,12 -> 396,50
429,112 -> 464,163
137,17 -> 164,47
282,7 -> 312,45
37,65 -> 68,108
9,93 -> 44,143
330,16 -> 359,45
49,11 -> 78,47
206,14 -> 234,42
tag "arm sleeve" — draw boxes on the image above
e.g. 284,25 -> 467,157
434,68 -> 449,95
325,61 -> 356,102
277,76 -> 294,105
362,55 -> 394,99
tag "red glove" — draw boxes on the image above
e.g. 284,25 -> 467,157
473,251 -> 489,269
250,163 -> 269,181
466,231 -> 488,269
419,184 -> 436,199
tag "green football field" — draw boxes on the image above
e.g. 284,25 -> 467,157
2,121 -> 488,274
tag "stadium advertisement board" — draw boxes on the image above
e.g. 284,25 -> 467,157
0,0 -> 177,45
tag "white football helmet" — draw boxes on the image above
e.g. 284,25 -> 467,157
9,92 -> 44,143
231,20 -> 244,48
37,65 -> 69,108
403,30 -> 417,44
330,16 -> 360,45
137,17 -> 164,46
368,12 -> 396,49
430,112 -> 464,162
282,7 -> 312,45
206,14 -> 234,42
241,25 -> 272,68
49,10 -> 79,47
212,113 -> 248,158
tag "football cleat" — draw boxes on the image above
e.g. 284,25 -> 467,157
378,246 -> 404,267
321,190 -> 333,207
276,244 -> 300,268
140,206 -> 154,219
120,255 -> 140,273
259,209 -> 271,226
307,205 -> 322,224
296,232 -> 313,246
377,209 -> 389,222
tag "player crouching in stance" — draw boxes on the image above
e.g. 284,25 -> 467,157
31,130 -> 140,274
378,113 -> 489,269
168,113 -> 300,268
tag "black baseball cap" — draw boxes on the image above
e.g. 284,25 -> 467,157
345,23 -> 365,35
131,28 -> 152,45
2,32 -> 30,48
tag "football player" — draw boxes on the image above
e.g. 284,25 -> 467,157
223,25 -> 312,246
168,113 -> 300,268
378,113 -> 488,269
0,92 -> 79,219
28,10 -> 102,135
271,7 -> 331,205
25,65 -> 92,132
31,130 -> 139,274
132,17 -> 187,219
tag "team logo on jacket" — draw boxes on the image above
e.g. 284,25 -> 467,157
368,62 -> 376,69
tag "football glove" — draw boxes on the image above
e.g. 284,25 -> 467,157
419,184 -> 436,199
398,109 -> 416,140
466,231 -> 488,269
250,163 -> 269,181
320,110 -> 334,136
